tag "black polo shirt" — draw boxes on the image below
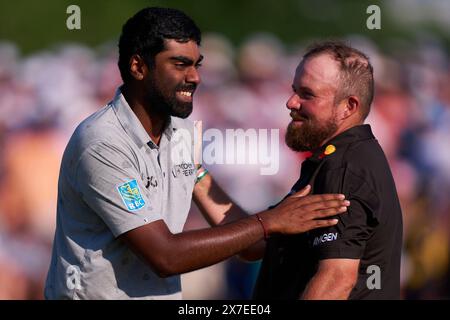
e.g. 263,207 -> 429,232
253,124 -> 403,300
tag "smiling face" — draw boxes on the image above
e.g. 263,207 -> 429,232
144,39 -> 203,119
285,54 -> 341,152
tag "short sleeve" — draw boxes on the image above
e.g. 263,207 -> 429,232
75,141 -> 162,237
310,166 -> 380,259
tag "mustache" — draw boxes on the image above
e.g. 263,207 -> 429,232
290,111 -> 308,121
176,83 -> 197,92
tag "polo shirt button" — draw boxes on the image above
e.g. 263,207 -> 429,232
163,172 -> 165,177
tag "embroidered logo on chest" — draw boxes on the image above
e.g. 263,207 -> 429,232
172,162 -> 195,178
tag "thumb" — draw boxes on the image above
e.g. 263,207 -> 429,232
291,185 -> 311,198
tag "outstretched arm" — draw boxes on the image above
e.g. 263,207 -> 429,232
120,189 -> 349,277
192,173 -> 313,261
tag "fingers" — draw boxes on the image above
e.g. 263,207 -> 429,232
290,185 -> 311,198
301,204 -> 349,232
300,199 -> 350,212
312,206 -> 348,218
289,193 -> 346,206
307,193 -> 346,203
306,218 -> 340,230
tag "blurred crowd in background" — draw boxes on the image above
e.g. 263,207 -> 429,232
0,30 -> 449,299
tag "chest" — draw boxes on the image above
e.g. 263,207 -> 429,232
135,140 -> 196,233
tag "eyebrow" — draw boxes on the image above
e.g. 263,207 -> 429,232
170,55 -> 204,65
292,85 -> 314,94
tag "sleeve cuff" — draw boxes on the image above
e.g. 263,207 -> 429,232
315,246 -> 365,260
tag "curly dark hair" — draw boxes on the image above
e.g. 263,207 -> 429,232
118,7 -> 201,82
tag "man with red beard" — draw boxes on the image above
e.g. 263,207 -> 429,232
253,41 -> 403,300
44,8 -> 349,299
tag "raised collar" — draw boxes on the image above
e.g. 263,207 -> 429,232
309,124 -> 375,162
111,87 -> 177,150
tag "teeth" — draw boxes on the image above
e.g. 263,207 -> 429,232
179,91 -> 192,97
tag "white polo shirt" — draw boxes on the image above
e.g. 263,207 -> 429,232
45,88 -> 196,299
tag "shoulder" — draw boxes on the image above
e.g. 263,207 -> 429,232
319,135 -> 384,203
67,104 -> 130,155
322,137 -> 385,171
343,137 -> 390,178
62,104 -> 136,173
74,104 -> 123,145
314,132 -> 386,190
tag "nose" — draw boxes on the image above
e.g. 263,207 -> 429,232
186,66 -> 201,86
286,93 -> 301,110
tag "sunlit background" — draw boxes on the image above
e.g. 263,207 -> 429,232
0,0 -> 449,299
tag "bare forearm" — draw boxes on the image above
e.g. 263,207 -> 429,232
193,174 -> 248,225
301,268 -> 356,300
192,175 -> 265,261
123,190 -> 349,278
160,214 -> 266,276
302,278 -> 349,300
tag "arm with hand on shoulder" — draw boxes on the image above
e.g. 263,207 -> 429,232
119,171 -> 349,278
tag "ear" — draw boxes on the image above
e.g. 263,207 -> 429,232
129,54 -> 148,81
338,95 -> 360,120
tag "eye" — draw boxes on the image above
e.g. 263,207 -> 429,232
195,63 -> 202,69
300,91 -> 314,99
175,63 -> 186,69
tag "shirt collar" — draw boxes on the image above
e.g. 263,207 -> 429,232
146,120 -> 177,149
112,87 -> 178,150
309,124 -> 375,161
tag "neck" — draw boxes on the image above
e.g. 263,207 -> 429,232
121,83 -> 168,145
320,120 -> 363,147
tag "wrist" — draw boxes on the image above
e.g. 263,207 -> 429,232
195,165 -> 209,184
255,214 -> 269,240
256,210 -> 277,236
